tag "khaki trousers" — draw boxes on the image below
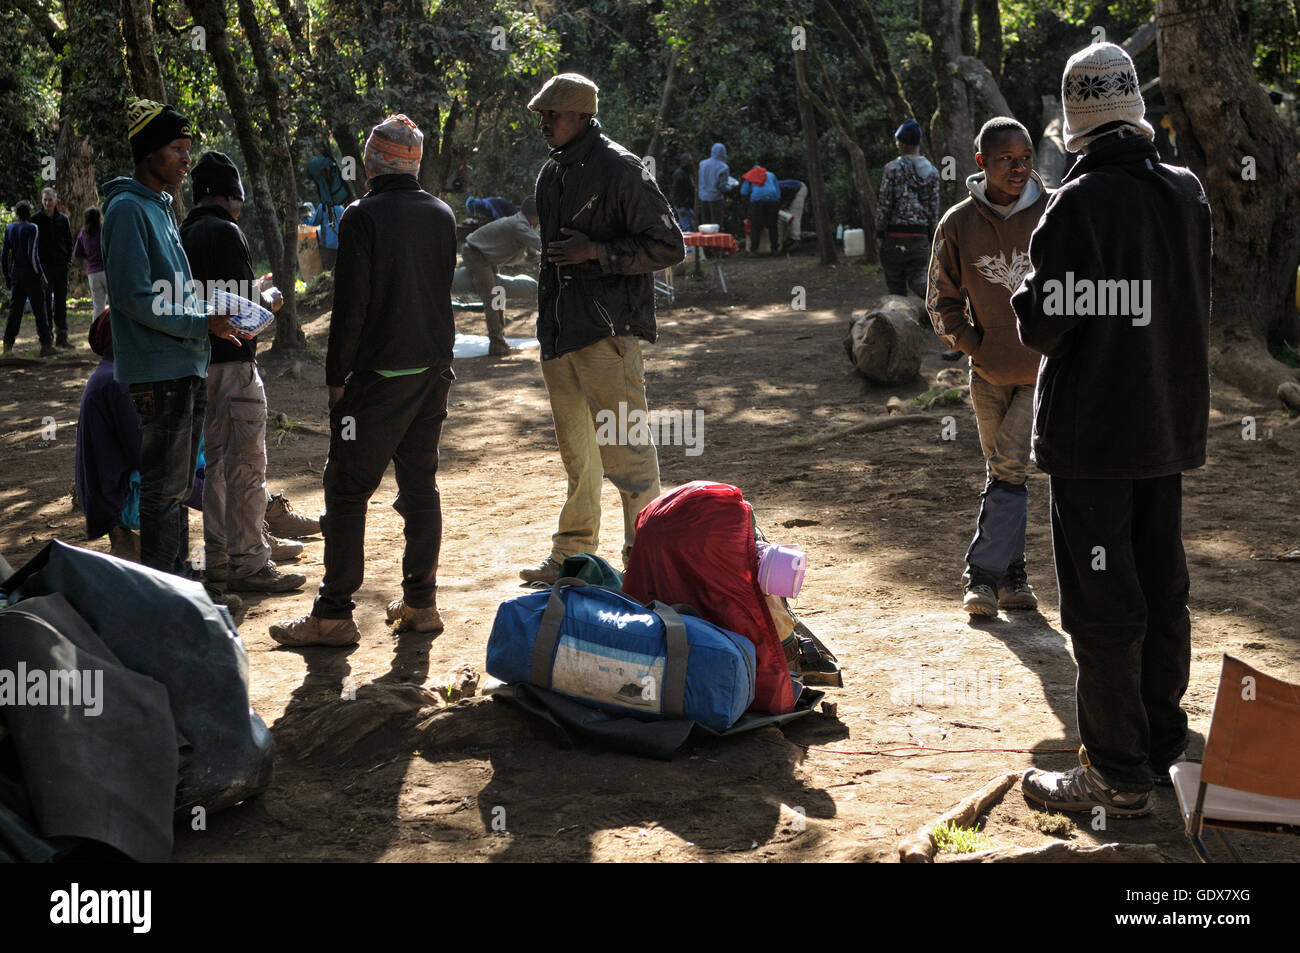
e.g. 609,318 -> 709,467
541,336 -> 661,563
461,243 -> 507,342
203,360 -> 271,576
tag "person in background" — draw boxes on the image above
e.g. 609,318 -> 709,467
778,178 -> 807,250
740,165 -> 781,255
32,186 -> 74,348
271,113 -> 459,647
180,149 -> 304,596
309,201 -> 346,270
927,116 -> 1048,618
876,118 -> 941,298
521,73 -> 685,585
73,207 -> 108,318
460,194 -> 541,356
671,153 -> 695,233
697,142 -> 732,226
2,200 -> 53,357
464,196 -> 518,221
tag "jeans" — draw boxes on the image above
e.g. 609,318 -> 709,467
701,199 -> 724,227
1048,473 -> 1191,791
128,376 -> 206,575
314,365 -> 455,619
673,205 -> 695,233
203,360 -> 271,577
880,233 -> 929,297
541,335 -> 661,564
4,274 -> 52,348
965,371 -> 1035,581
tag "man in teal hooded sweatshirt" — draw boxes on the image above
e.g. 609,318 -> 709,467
101,99 -> 247,577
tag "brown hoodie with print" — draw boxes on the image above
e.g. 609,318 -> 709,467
926,170 -> 1049,386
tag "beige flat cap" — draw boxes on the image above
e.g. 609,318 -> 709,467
528,73 -> 599,115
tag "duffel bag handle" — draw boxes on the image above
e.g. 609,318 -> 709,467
529,576 -> 589,687
647,601 -> 691,720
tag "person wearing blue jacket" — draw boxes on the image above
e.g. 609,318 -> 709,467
697,142 -> 732,225
2,200 -> 53,357
101,99 -> 248,578
740,166 -> 781,254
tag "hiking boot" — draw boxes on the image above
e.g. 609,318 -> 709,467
519,557 -> 562,585
1021,763 -> 1152,817
269,613 -> 361,647
108,525 -> 140,562
266,532 -> 304,561
228,562 -> 307,593
206,562 -> 228,584
386,598 -> 444,634
998,577 -> 1038,610
56,336 -> 71,349
265,493 -> 320,538
963,583 -> 999,617
488,338 -> 516,357
1,342 -> 12,357
205,586 -> 244,617
39,344 -> 57,358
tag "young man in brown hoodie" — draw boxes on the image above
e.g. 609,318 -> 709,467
927,117 -> 1049,616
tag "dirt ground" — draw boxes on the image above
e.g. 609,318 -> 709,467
2,250 -> 1298,863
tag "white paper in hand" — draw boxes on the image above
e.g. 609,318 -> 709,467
208,289 -> 275,335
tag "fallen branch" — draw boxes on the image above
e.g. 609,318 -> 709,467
947,841 -> 1165,863
898,770 -> 1019,863
775,414 -> 936,451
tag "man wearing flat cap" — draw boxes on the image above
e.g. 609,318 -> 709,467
520,73 -> 685,585
101,100 -> 248,581
271,114 -> 459,648
180,151 -> 302,596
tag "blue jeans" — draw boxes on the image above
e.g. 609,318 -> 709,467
128,377 -> 206,575
674,205 -> 695,233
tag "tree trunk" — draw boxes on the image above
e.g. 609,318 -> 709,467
120,0 -> 183,214
56,121 -> 97,259
1157,0 -> 1300,397
234,0 -> 305,351
973,0 -> 1002,86
1035,95 -> 1067,188
848,0 -> 914,125
794,49 -> 837,267
644,49 -> 680,163
921,0 -> 975,207
185,1 -> 285,302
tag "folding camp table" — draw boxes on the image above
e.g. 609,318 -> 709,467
682,231 -> 739,294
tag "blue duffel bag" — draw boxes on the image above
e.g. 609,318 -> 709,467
487,577 -> 756,732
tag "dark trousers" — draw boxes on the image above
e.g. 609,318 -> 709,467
4,274 -> 52,347
314,365 -> 455,619
701,199 -> 724,226
45,267 -> 69,342
881,233 -> 929,297
128,376 -> 206,575
1049,474 -> 1191,792
749,201 -> 780,253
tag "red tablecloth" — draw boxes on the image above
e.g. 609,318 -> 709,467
683,232 -> 739,254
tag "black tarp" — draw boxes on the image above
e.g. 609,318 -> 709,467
3,541 -> 274,815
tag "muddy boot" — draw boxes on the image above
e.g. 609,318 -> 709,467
998,557 -> 1038,610
962,565 -> 1000,617
265,493 -> 320,538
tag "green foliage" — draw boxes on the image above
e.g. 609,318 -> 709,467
1030,810 -> 1076,836
0,7 -> 60,202
931,820 -> 993,853
1271,341 -> 1300,368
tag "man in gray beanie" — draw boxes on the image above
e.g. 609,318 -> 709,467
520,73 -> 685,584
1012,42 -> 1211,817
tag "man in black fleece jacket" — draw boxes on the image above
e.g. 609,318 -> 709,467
271,114 -> 458,647
1012,43 -> 1211,817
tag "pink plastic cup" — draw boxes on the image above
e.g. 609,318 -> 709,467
757,543 -> 807,599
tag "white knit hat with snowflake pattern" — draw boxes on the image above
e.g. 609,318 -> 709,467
1061,42 -> 1155,153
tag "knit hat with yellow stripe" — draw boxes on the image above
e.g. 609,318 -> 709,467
127,99 -> 193,163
